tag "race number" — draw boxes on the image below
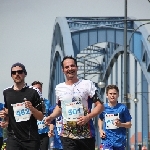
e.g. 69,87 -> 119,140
105,113 -> 119,129
65,102 -> 84,121
56,116 -> 63,135
37,117 -> 46,129
11,102 -> 31,122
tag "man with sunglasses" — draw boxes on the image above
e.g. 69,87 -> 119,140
0,62 -> 44,150
31,80 -> 52,150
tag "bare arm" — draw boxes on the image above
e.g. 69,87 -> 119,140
87,101 -> 104,120
0,108 -> 9,128
121,121 -> 132,128
45,105 -> 62,125
114,119 -> 132,128
4,108 -> 8,115
98,118 -> 106,138
86,89 -> 104,120
48,124 -> 55,137
49,105 -> 62,119
0,116 -> 9,128
77,101 -> 104,125
98,118 -> 103,132
30,106 -> 43,121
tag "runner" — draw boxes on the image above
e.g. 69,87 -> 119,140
45,56 -> 104,150
48,105 -> 63,150
0,62 -> 43,150
98,85 -> 132,150
32,80 -> 51,150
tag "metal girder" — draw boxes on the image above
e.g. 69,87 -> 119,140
66,17 -> 134,32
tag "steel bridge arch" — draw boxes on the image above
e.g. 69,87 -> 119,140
49,17 -> 150,101
48,17 -> 150,148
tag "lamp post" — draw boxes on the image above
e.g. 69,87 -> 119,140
123,1 -> 129,150
98,81 -> 106,89
124,0 -> 150,148
134,91 -> 138,150
126,21 -> 150,150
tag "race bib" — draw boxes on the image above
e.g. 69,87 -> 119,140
37,117 -> 46,129
105,113 -> 119,129
56,116 -> 63,135
11,102 -> 31,122
65,101 -> 84,121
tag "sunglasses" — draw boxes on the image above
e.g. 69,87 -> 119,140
11,70 -> 24,75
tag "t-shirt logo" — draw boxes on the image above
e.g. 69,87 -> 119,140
72,96 -> 82,102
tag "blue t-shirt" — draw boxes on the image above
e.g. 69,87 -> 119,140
99,103 -> 132,147
37,98 -> 51,134
0,103 -> 4,137
49,105 -> 63,149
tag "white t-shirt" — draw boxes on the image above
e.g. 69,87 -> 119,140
55,79 -> 97,139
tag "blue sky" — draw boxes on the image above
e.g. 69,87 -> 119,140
0,0 -> 150,102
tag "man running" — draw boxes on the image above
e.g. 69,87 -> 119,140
0,62 -> 43,150
45,56 -> 104,150
32,80 -> 51,150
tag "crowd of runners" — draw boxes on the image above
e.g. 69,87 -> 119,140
0,55 -> 146,150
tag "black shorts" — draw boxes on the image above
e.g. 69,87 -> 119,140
39,133 -> 49,150
0,137 -> 3,149
6,136 -> 40,150
60,137 -> 95,150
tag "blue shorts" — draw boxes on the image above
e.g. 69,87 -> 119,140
103,145 -> 125,150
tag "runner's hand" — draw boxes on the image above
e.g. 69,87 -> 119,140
114,119 -> 121,127
44,116 -> 54,125
24,100 -> 33,110
0,110 -> 6,118
99,130 -> 106,139
77,115 -> 90,126
0,121 -> 8,128
48,129 -> 55,137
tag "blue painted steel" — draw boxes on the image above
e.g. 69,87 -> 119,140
142,73 -> 148,148
133,33 -> 142,61
49,17 -> 150,148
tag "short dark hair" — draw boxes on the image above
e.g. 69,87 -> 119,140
11,62 -> 27,76
106,85 -> 119,94
31,81 -> 43,87
61,56 -> 77,68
